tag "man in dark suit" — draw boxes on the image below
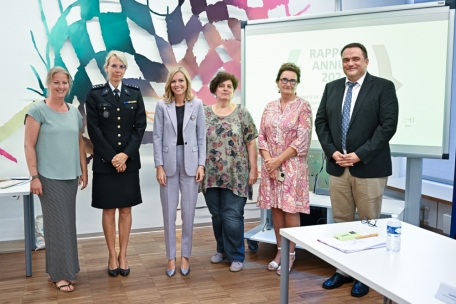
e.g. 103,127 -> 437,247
315,42 -> 399,297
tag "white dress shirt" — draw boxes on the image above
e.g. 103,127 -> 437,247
109,82 -> 122,97
341,72 -> 367,117
341,72 -> 367,154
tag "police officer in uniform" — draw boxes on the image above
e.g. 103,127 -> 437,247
86,50 -> 146,277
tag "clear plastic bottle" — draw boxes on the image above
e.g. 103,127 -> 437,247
386,214 -> 402,252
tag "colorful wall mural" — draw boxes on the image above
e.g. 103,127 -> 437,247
0,0 -> 335,240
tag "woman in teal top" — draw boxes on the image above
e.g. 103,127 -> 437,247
24,66 -> 88,292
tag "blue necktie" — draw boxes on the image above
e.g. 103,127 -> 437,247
341,82 -> 357,152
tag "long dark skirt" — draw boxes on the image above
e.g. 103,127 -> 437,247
39,175 -> 80,282
91,171 -> 142,209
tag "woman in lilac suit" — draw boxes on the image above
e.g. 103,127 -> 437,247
153,66 -> 206,277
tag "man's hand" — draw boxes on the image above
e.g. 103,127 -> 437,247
335,152 -> 360,167
332,151 -> 345,162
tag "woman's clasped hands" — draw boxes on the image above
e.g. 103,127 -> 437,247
112,152 -> 128,173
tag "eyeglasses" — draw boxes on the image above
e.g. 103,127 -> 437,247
280,78 -> 297,85
110,64 -> 126,70
361,217 -> 377,227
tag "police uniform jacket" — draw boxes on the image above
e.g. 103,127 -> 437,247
86,82 -> 146,174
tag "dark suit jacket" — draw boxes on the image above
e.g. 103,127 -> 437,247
86,83 -> 147,173
315,72 -> 399,178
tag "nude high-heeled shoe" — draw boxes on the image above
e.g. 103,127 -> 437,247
166,258 -> 176,277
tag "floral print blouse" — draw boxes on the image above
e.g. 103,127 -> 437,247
257,97 -> 312,213
201,105 -> 258,199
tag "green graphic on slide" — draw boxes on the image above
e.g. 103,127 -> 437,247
373,45 -> 402,90
288,49 -> 302,64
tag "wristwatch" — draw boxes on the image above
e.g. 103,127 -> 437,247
31,175 -> 39,180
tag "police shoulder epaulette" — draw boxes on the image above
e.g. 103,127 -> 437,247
91,84 -> 105,90
124,83 -> 139,90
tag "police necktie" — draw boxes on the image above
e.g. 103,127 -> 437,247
113,88 -> 120,104
341,82 -> 357,152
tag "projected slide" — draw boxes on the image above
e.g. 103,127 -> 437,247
244,6 -> 452,158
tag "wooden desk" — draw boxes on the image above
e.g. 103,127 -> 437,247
0,182 -> 35,276
279,219 -> 456,304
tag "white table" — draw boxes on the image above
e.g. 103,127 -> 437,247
0,182 -> 35,276
279,219 -> 456,304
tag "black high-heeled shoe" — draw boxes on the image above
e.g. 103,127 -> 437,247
108,260 -> 119,277
118,257 -> 130,276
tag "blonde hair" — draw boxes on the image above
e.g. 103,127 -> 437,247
163,66 -> 194,103
46,66 -> 73,97
104,50 -> 128,70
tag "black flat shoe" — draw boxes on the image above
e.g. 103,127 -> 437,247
108,265 -> 119,277
351,280 -> 369,297
119,266 -> 130,276
322,273 -> 354,289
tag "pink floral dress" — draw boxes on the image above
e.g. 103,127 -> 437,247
257,97 -> 312,214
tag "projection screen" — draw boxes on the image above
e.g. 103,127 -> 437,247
242,2 -> 454,159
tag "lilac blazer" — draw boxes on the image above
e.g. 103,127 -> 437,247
153,98 -> 206,176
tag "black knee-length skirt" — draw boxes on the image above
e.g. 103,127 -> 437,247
92,171 -> 142,209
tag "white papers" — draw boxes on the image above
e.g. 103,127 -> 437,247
0,180 -> 23,189
318,237 -> 386,253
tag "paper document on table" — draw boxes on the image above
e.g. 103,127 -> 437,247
318,237 -> 386,253
0,180 -> 24,189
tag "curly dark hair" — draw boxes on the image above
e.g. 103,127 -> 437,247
209,71 -> 238,94
275,62 -> 301,84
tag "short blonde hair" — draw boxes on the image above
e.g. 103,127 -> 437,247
46,66 -> 73,97
163,66 -> 194,103
104,50 -> 128,70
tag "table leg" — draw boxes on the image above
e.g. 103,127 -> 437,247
327,208 -> 335,224
383,296 -> 392,304
30,195 -> 35,249
23,194 -> 32,277
280,235 -> 290,304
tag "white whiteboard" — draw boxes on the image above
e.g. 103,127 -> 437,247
242,3 -> 454,158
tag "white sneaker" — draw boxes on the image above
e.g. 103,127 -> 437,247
210,252 -> 224,264
229,261 -> 243,272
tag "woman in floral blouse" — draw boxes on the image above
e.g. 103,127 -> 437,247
257,63 -> 312,275
201,71 -> 258,272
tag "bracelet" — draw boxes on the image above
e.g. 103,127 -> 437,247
31,175 -> 39,180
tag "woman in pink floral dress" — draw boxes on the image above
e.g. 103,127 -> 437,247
257,63 -> 312,275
